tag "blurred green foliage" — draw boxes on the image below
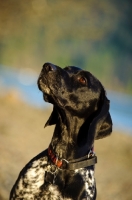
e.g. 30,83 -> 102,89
0,0 -> 132,93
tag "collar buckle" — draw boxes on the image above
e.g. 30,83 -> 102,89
88,148 -> 95,158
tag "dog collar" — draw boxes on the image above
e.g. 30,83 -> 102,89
48,145 -> 97,170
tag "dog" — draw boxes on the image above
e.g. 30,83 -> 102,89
10,63 -> 112,200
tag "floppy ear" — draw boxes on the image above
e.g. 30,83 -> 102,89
95,110 -> 112,139
87,97 -> 112,145
77,92 -> 112,151
44,106 -> 59,127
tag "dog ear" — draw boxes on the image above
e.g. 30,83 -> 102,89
95,110 -> 112,139
93,86 -> 113,140
77,89 -> 112,150
88,97 -> 112,143
44,106 -> 59,127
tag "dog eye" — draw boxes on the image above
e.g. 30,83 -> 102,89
78,76 -> 87,85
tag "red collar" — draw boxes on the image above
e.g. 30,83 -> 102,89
48,145 -> 97,170
48,147 -> 63,168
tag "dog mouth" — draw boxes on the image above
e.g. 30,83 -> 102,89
37,78 -> 62,106
38,78 -> 50,94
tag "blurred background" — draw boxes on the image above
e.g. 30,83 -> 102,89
0,0 -> 132,199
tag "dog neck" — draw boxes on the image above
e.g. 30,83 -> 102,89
50,110 -> 92,161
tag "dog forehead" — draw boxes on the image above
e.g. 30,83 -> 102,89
64,66 -> 96,82
64,66 -> 82,74
64,66 -> 92,78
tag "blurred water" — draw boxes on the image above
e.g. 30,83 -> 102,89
0,66 -> 44,108
0,65 -> 132,135
107,91 -> 132,134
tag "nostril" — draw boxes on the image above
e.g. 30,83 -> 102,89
43,63 -> 56,72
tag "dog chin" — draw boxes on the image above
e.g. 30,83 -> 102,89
43,93 -> 49,102
39,83 -> 50,94
43,93 -> 55,104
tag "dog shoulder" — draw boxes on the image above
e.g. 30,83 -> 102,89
10,150 -> 48,199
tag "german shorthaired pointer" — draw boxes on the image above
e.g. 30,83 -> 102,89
10,63 -> 112,200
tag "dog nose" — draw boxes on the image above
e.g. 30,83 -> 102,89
43,63 -> 57,72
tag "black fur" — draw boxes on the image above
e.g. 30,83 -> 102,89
10,63 -> 112,200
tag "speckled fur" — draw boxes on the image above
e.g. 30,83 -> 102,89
10,153 -> 96,200
75,168 -> 96,199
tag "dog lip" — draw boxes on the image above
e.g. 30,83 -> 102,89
38,79 -> 50,94
37,78 -> 43,91
38,76 -> 64,107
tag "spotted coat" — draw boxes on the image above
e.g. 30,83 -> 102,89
10,151 -> 96,200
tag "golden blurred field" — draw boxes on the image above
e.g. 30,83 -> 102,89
0,93 -> 132,200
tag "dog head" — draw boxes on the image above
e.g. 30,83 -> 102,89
38,63 -> 112,149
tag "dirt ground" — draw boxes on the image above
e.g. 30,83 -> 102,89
0,93 -> 132,200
